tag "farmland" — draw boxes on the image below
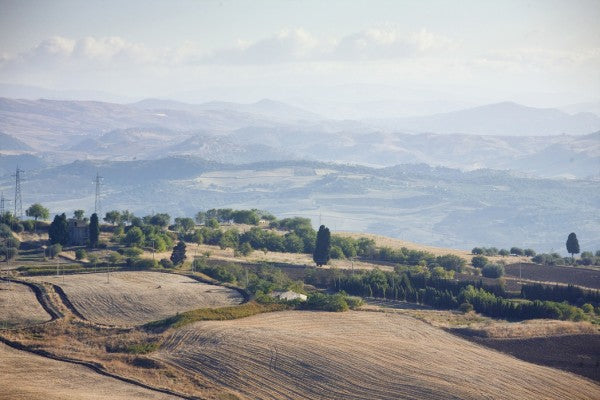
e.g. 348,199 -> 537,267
505,263 -> 600,289
0,342 -> 179,400
28,271 -> 243,326
0,281 -> 51,328
155,310 -> 600,400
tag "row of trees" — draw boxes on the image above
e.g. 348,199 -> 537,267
472,246 -> 536,257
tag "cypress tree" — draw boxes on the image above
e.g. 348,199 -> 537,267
566,232 -> 580,260
49,213 -> 69,246
89,213 -> 100,248
313,225 -> 331,267
170,240 -> 187,266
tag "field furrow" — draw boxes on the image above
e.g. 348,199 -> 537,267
28,271 -> 243,326
156,311 -> 600,400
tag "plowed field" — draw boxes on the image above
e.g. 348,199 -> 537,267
156,311 -> 600,400
29,272 -> 243,326
0,281 -> 50,328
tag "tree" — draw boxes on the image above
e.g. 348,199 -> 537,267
74,209 -> 85,220
471,255 -> 488,268
45,243 -> 62,259
174,217 -> 195,233
1,246 -> 17,262
49,214 -> 69,246
148,213 -> 170,229
25,203 -> 49,232
25,203 -> 49,221
89,213 -> 100,247
103,210 -> 121,225
313,225 -> 331,267
75,248 -> 87,260
123,227 -> 145,247
482,263 -> 505,278
170,240 -> 186,265
194,211 -> 206,225
510,247 -> 524,256
566,232 -> 580,260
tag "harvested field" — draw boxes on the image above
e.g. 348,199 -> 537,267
0,281 -> 51,328
29,271 -> 243,326
156,310 -> 600,400
505,263 -> 600,289
0,342 -> 179,400
464,334 -> 600,382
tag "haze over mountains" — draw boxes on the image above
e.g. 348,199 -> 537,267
0,95 -> 598,252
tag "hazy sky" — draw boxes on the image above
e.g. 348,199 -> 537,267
1,0 -> 599,107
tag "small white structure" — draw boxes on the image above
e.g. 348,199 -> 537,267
271,290 -> 307,302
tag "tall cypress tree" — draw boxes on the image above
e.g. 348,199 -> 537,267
89,213 -> 100,248
170,240 -> 187,266
566,232 -> 580,260
313,225 -> 331,267
49,213 -> 69,246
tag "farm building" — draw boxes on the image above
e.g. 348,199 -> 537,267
68,218 -> 89,246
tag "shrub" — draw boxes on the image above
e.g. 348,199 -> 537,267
498,249 -> 510,257
510,247 -> 524,256
330,245 -> 345,259
471,255 -> 488,269
134,258 -> 158,269
304,293 -> 349,312
523,248 -> 536,257
159,258 -> 174,269
472,247 -> 483,255
75,248 -> 87,260
582,303 -> 594,314
482,263 -> 505,278
459,302 -> 474,313
45,243 -> 62,259
121,247 -> 143,258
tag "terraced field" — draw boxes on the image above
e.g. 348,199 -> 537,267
29,271 -> 243,326
0,342 -> 179,400
0,281 -> 50,328
156,311 -> 600,400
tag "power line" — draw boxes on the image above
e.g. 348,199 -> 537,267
12,167 -> 23,219
0,192 -> 10,215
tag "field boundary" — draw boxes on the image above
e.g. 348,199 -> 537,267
0,335 -> 197,400
0,277 -> 63,321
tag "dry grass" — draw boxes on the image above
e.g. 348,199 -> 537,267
28,271 -> 243,326
0,281 -> 51,328
456,319 -> 600,339
0,342 -> 180,400
155,310 -> 600,399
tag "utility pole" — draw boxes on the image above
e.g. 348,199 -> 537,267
12,167 -> 24,219
94,172 -> 103,214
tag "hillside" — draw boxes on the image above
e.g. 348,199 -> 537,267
156,311 -> 600,399
2,157 -> 597,252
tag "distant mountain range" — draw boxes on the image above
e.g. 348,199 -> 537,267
0,97 -> 599,179
370,101 -> 600,135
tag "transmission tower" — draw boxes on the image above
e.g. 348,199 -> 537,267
0,192 -> 11,214
12,167 -> 24,219
94,172 -> 103,214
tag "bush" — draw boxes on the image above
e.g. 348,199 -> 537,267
472,247 -> 483,255
510,247 -> 524,256
304,293 -> 349,312
471,255 -> 488,268
75,249 -> 87,260
21,220 -> 36,232
498,249 -> 510,257
459,302 -> 474,313
121,247 -> 143,258
482,263 -> 505,278
45,243 -> 62,259
582,303 -> 594,314
159,258 -> 174,268
330,245 -> 345,259
134,258 -> 158,269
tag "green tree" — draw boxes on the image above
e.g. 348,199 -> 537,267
170,240 -> 186,265
49,214 -> 69,245
45,243 -> 62,259
89,213 -> 100,248
510,247 -> 524,256
75,248 -> 87,260
123,226 -> 145,247
25,203 -> 49,221
313,225 -> 331,267
148,213 -> 170,229
174,217 -> 195,233
566,232 -> 580,260
103,210 -> 121,225
194,211 -> 206,225
1,246 -> 18,262
471,255 -> 488,268
74,209 -> 85,220
482,263 -> 505,278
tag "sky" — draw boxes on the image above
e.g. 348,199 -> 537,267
0,0 -> 599,111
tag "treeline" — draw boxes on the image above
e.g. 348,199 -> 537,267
521,283 -> 600,307
472,246 -> 536,257
304,267 -> 589,321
